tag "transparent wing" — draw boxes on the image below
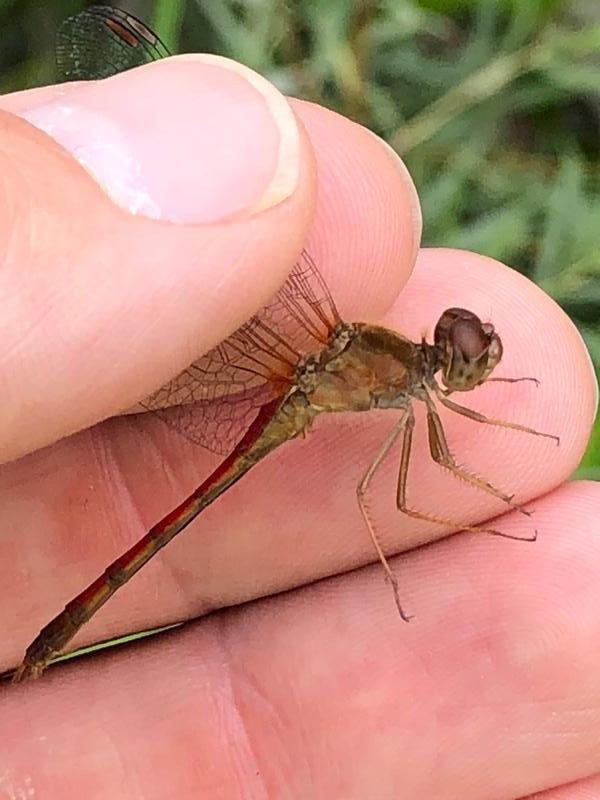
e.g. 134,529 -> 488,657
142,252 -> 342,455
56,5 -> 170,81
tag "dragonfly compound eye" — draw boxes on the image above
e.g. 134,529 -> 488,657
434,308 -> 503,391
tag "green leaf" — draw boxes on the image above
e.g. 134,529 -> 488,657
534,156 -> 586,281
152,0 -> 186,54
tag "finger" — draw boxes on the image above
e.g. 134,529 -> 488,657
1,90 -> 421,319
0,55 -> 316,463
523,774 -> 600,799
3,482 -> 600,799
289,97 -> 422,319
1,246 -> 594,669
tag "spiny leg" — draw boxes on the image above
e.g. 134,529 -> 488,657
485,376 -> 539,387
440,377 -> 540,398
356,410 -> 412,621
433,384 -> 560,444
395,408 -> 536,542
423,393 -> 531,518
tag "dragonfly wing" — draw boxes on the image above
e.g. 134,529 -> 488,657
141,330 -> 289,456
56,5 -> 170,82
142,384 -> 284,457
141,252 -> 342,455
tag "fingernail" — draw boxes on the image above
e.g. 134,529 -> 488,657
20,55 -> 301,224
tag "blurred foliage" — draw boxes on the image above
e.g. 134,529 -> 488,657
0,0 -> 598,473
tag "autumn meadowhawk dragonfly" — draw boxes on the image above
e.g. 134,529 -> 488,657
12,6 -> 558,683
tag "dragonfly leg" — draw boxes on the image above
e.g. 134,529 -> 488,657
395,408 -> 537,543
356,410 -> 412,622
485,376 -> 540,386
423,393 -> 532,517
433,384 -> 560,444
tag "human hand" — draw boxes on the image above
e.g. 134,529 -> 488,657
0,54 -> 598,799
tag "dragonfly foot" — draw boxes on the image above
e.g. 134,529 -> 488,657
488,527 -> 538,543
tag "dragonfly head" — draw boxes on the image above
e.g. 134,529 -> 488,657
434,308 -> 503,391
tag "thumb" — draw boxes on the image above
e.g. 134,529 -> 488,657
0,55 -> 315,463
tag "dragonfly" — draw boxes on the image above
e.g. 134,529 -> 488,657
12,6 -> 558,683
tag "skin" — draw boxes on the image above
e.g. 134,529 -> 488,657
0,57 -> 598,799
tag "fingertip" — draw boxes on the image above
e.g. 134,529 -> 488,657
0,86 -> 316,463
17,56 -> 301,225
365,128 -> 422,265
382,247 -> 596,501
290,100 -> 422,321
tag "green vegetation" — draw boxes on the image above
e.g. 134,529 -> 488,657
1,0 -> 598,472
